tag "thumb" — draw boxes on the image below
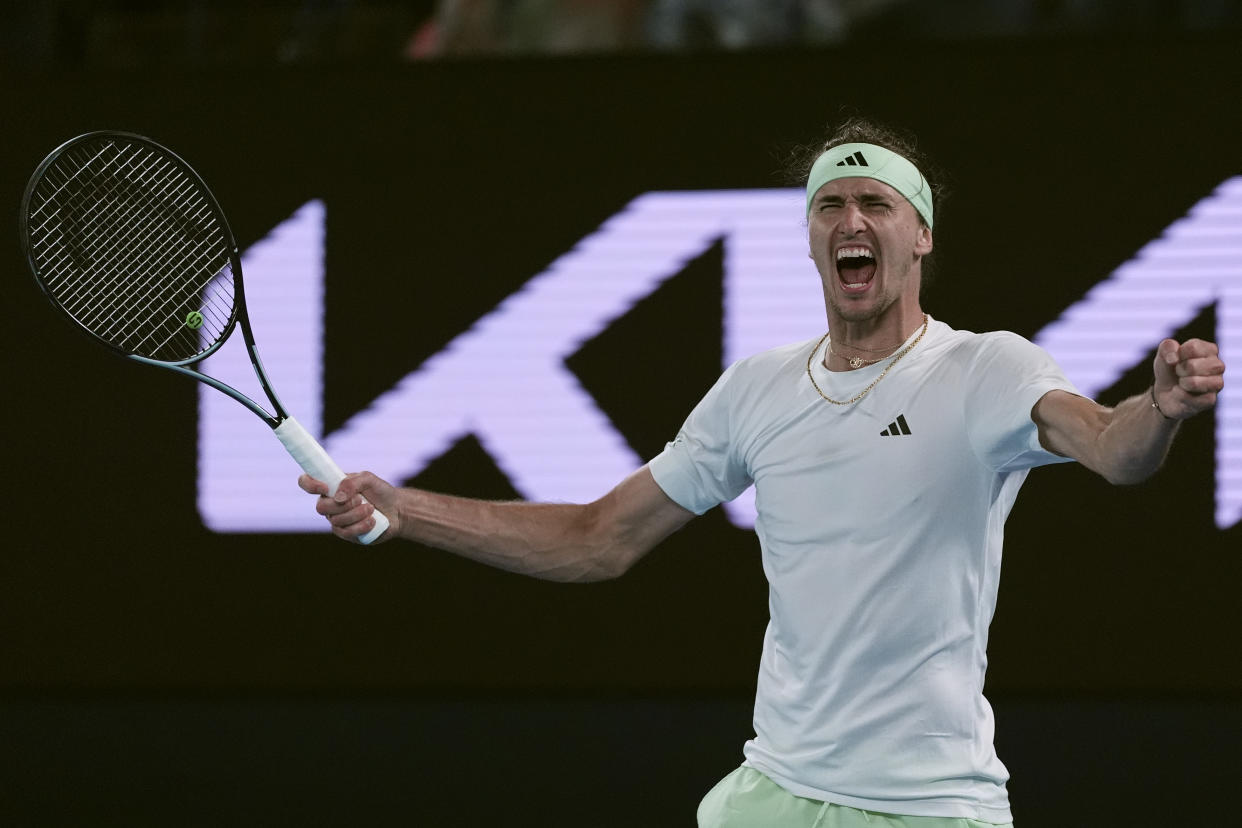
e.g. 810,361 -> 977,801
1156,338 -> 1180,366
331,474 -> 358,503
1153,338 -> 1181,390
332,472 -> 374,504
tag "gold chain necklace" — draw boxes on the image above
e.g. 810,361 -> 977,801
827,329 -> 910,369
835,338 -> 904,354
826,343 -> 888,369
806,314 -> 929,406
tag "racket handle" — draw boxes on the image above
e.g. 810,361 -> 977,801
274,417 -> 390,545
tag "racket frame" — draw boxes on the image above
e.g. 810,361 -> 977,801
19,131 -> 388,543
20,130 -> 291,428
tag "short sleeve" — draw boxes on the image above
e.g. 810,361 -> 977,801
648,363 -> 753,515
964,332 -> 1081,472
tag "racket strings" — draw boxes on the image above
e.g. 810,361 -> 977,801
27,137 -> 237,362
34,146 -> 233,357
54,156 -> 206,329
36,148 -> 187,314
55,147 -> 231,352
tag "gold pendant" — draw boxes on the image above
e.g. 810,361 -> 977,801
849,356 -> 864,369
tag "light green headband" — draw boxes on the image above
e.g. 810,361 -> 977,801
805,142 -> 934,229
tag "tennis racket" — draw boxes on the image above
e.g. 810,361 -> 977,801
19,131 -> 389,544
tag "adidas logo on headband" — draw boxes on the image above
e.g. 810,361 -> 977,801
807,142 -> 933,226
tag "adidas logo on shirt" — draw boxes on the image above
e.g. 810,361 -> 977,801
880,414 -> 912,437
836,151 -> 869,167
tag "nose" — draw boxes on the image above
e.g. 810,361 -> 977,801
840,201 -> 866,235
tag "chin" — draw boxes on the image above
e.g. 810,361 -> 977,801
830,297 -> 887,324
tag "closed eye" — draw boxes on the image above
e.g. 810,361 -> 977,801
815,197 -> 893,213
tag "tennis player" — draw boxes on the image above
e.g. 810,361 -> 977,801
300,118 -> 1225,827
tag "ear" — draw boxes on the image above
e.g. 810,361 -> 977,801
914,225 -> 933,257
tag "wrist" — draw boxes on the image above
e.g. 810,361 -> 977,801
1150,385 -> 1177,421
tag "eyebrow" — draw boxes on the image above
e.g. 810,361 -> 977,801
814,191 -> 894,206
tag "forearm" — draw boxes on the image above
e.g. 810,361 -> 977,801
393,488 -> 629,583
307,467 -> 691,575
1081,389 -> 1180,485
1036,338 -> 1223,485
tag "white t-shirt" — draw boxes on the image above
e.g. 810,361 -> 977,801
648,317 -> 1079,823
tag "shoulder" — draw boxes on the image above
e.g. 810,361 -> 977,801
974,330 -> 1058,373
689,337 -> 820,416
925,318 -> 1028,350
723,337 -> 821,392
733,337 -> 821,373
929,321 -> 1049,369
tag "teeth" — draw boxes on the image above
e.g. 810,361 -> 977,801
836,246 -> 874,262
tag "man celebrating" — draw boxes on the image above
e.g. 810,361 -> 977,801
300,118 -> 1224,826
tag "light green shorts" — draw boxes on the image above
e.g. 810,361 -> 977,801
697,767 -> 1014,828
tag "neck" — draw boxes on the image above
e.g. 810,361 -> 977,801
826,304 -> 926,353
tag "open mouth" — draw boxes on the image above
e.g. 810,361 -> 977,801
836,246 -> 876,293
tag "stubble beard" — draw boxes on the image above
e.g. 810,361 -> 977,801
828,293 -> 891,324
823,256 -> 919,326
824,277 -> 898,325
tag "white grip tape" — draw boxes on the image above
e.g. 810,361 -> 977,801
274,417 -> 389,545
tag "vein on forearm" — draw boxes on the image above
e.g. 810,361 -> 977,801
398,490 -> 623,582
1086,393 -> 1180,485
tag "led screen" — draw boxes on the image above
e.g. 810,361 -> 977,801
3,43 -> 1239,693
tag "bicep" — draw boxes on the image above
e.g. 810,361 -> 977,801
1031,389 -> 1111,471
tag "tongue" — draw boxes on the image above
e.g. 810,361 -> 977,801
840,260 -> 876,285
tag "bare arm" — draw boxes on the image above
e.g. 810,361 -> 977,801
1032,337 -> 1225,484
298,466 -> 695,583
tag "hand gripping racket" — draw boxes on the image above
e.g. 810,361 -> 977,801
19,131 -> 389,543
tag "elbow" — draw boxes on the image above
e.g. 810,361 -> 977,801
550,545 -> 634,584
601,541 -> 646,580
580,555 -> 630,583
527,552 -> 626,584
565,500 -> 644,583
1103,471 -> 1146,486
1100,461 -> 1159,486
575,536 -> 644,583
1086,441 -> 1168,486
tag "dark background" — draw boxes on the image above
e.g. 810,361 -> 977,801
2,37 -> 1239,826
